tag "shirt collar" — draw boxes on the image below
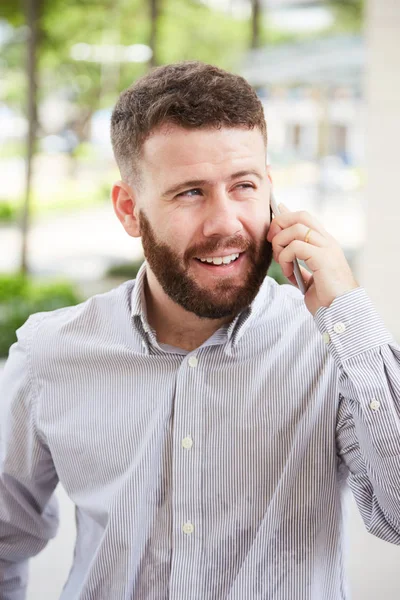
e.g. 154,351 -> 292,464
225,275 -> 272,350
130,261 -> 272,353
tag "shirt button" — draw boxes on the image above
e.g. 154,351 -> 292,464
182,436 -> 193,450
322,332 -> 330,344
370,399 -> 381,411
188,356 -> 198,368
182,521 -> 194,535
333,322 -> 347,334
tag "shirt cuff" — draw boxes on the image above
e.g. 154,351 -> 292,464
313,287 -> 395,367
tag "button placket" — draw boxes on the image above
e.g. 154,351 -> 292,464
170,349 -> 203,594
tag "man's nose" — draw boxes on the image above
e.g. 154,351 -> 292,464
202,194 -> 244,238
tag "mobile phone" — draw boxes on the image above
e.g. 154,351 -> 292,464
269,186 -> 307,295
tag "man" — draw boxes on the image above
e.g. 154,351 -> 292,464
1,61 -> 400,600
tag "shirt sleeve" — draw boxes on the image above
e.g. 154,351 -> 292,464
314,287 -> 400,544
0,315 -> 59,600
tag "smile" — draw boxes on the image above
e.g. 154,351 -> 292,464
196,252 -> 240,266
193,252 -> 245,273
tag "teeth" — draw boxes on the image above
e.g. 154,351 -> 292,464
198,253 -> 240,265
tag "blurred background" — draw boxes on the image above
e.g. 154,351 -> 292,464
0,0 -> 399,598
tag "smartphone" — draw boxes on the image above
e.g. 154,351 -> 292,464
269,185 -> 307,295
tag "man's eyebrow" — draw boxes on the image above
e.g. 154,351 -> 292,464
161,179 -> 210,198
161,170 -> 263,198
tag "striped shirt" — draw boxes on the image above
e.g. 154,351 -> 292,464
1,262 -> 400,600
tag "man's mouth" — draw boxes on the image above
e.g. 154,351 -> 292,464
193,251 -> 245,270
195,252 -> 240,266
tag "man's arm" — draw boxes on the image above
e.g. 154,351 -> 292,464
0,316 -> 59,599
314,287 -> 400,542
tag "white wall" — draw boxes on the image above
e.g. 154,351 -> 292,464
357,0 -> 400,341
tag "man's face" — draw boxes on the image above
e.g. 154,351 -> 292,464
136,125 -> 273,319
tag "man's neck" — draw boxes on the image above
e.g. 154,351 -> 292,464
144,270 -> 232,352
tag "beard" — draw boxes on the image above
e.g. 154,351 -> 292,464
139,210 -> 273,320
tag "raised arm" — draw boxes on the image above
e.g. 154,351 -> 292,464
315,289 -> 400,542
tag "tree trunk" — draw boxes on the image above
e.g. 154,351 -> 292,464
250,0 -> 261,49
21,0 -> 39,274
149,0 -> 159,68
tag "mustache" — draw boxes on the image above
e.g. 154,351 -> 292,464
185,234 -> 253,260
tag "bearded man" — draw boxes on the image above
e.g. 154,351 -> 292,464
1,61 -> 400,600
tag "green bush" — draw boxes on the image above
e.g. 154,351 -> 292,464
0,273 -> 27,301
267,259 -> 287,285
106,259 -> 144,279
0,201 -> 19,223
0,274 -> 81,358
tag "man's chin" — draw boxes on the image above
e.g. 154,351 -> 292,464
178,284 -> 255,320
190,303 -> 241,321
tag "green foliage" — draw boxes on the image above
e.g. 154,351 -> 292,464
267,259 -> 287,285
0,273 -> 27,302
1,0 -> 257,113
156,0 -> 248,70
0,0 -> 25,26
328,0 -> 364,33
0,201 -> 18,222
106,259 -> 144,279
0,273 -> 81,357
0,0 -> 366,116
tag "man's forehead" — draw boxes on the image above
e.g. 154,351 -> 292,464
142,124 -> 266,174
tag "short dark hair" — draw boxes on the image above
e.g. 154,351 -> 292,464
110,60 -> 267,186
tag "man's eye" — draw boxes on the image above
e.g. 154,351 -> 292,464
177,188 -> 202,198
236,183 -> 255,190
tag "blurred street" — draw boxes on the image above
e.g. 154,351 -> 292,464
0,204 -> 143,280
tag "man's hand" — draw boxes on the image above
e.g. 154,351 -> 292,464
266,203 -> 359,316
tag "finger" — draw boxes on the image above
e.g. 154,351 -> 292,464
272,223 -> 329,253
279,241 -> 323,275
269,209 -> 333,242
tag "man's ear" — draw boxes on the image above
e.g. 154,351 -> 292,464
112,180 -> 141,238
